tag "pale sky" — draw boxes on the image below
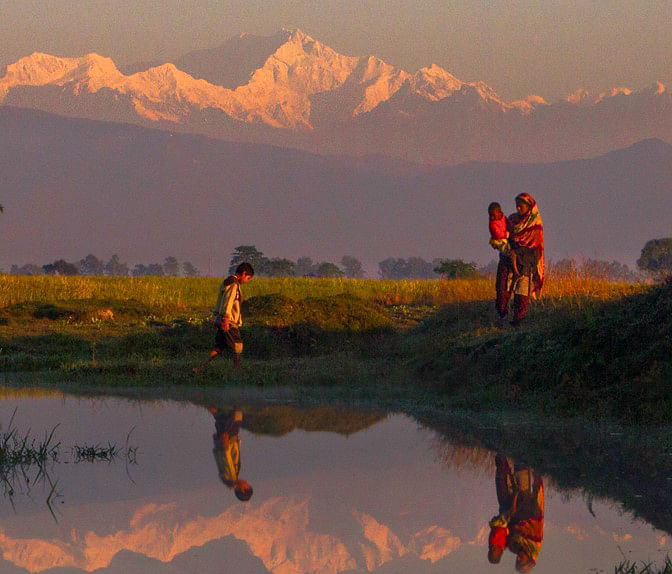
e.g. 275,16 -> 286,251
1,0 -> 670,101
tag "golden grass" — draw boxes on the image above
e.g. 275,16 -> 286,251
0,273 -> 649,311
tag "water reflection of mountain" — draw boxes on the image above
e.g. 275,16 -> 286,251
0,497 -> 466,573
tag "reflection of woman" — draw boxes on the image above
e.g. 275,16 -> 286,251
488,454 -> 544,572
209,407 -> 253,502
495,193 -> 545,325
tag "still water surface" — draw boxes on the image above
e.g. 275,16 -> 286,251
0,387 -> 668,573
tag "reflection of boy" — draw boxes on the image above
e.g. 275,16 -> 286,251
488,454 -> 544,572
210,407 -> 253,501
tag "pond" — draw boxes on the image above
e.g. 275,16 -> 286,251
0,386 -> 669,573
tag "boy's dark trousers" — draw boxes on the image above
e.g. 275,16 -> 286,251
215,326 -> 243,367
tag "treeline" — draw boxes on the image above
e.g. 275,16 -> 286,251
9,240 -> 667,281
230,246 -> 480,279
551,258 -> 641,281
379,257 -> 479,279
547,238 -> 672,281
228,246 -> 362,278
9,254 -> 199,277
478,257 -> 643,282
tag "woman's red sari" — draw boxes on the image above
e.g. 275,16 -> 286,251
509,193 -> 545,295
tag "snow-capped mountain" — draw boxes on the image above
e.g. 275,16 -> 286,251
0,30 -> 400,129
1,29 -> 671,164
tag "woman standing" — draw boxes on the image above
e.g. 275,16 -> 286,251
495,193 -> 544,325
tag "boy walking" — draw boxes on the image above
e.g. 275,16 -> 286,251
193,262 -> 254,373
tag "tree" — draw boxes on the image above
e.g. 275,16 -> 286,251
315,262 -> 344,278
637,238 -> 672,278
296,256 -> 315,277
264,258 -> 296,277
478,259 -> 499,278
10,263 -> 43,275
147,263 -> 164,276
163,256 -> 180,277
229,245 -> 269,275
105,254 -> 129,276
379,257 -> 438,279
182,261 -> 199,277
434,259 -> 478,279
79,254 -> 105,276
407,257 -> 438,279
341,255 -> 364,278
132,263 -> 164,277
553,258 -> 578,277
582,258 -> 638,281
379,258 -> 406,279
43,259 -> 79,276
132,264 -> 149,277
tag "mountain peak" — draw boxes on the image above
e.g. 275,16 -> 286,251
595,86 -> 632,103
566,88 -> 592,105
244,28 -> 358,100
139,62 -> 180,77
566,83 -> 667,106
282,27 -> 311,42
511,94 -> 548,113
2,52 -> 79,86
411,65 -> 462,101
0,52 -> 121,100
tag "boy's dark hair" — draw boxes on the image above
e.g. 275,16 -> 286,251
235,262 -> 254,276
488,202 -> 502,213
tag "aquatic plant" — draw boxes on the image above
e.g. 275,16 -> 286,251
0,410 -> 60,468
1,412 -> 138,498
615,557 -> 672,574
73,443 -> 120,463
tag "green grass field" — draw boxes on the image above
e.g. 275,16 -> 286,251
1,273 -> 669,424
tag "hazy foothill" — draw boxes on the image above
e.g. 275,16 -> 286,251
2,108 -> 672,276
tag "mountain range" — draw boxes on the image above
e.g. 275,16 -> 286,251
1,29 -> 671,164
1,106 -> 670,274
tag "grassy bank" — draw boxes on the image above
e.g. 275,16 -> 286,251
411,277 -> 672,423
0,274 -> 668,424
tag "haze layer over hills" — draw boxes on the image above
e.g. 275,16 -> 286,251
1,107 -> 670,274
1,29 -> 671,164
